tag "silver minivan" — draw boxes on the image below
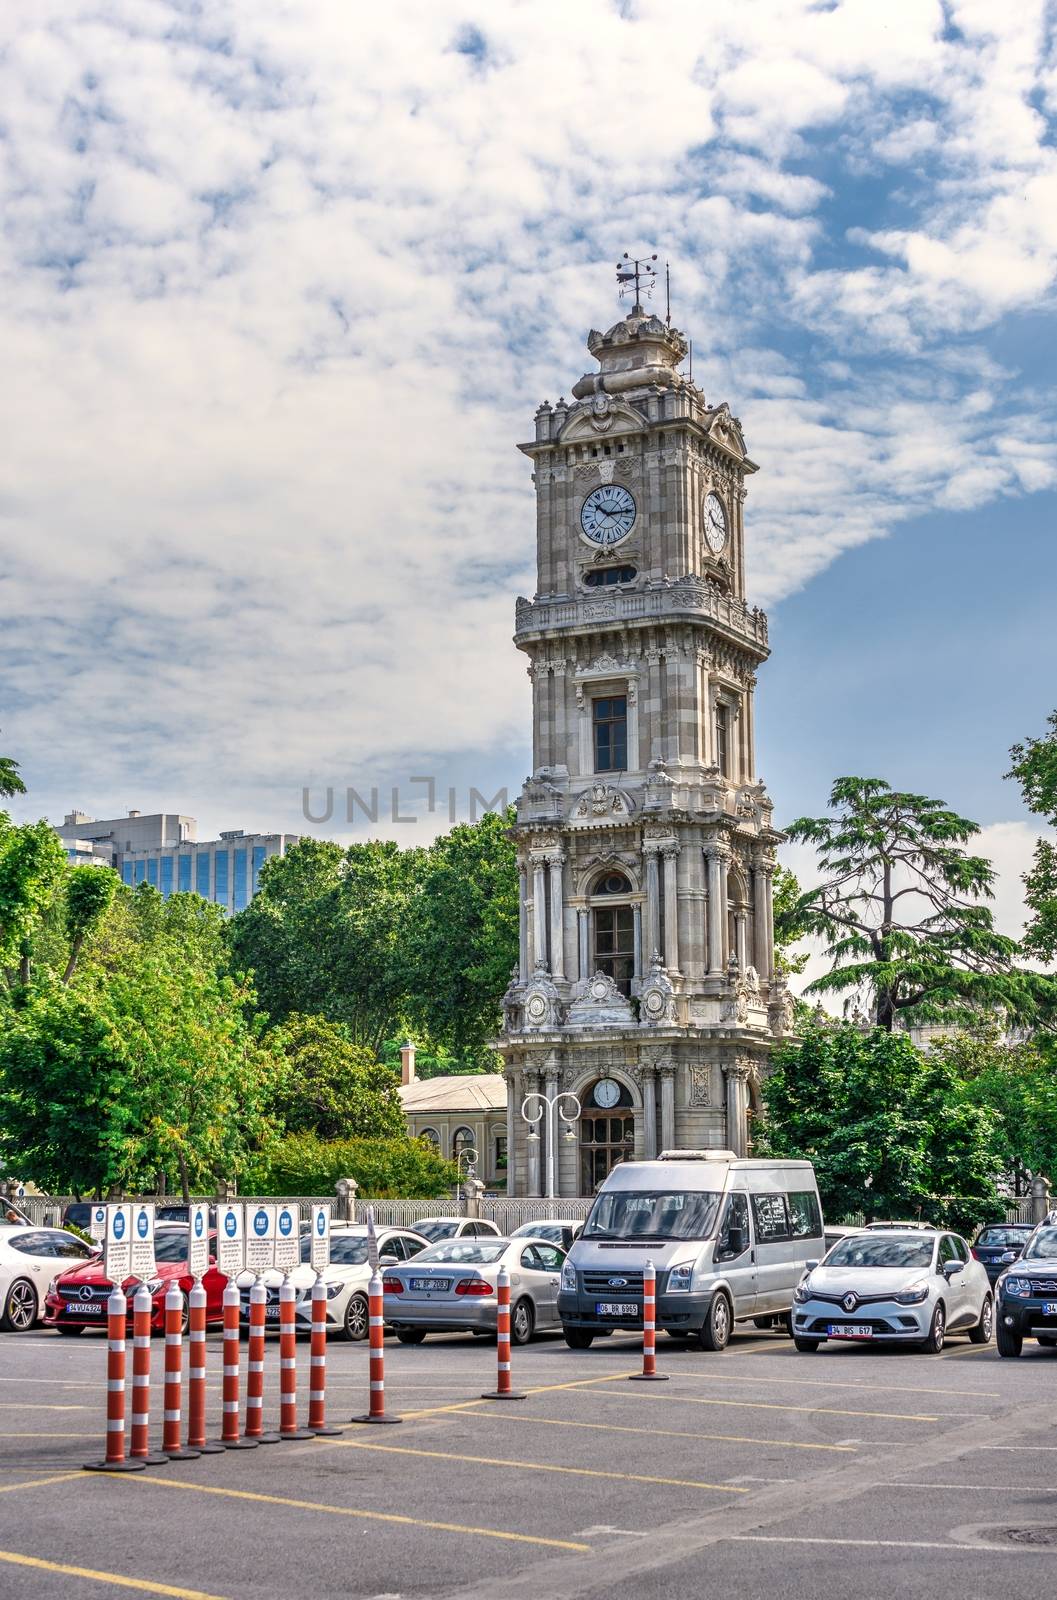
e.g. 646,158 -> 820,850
556,1150 -> 824,1351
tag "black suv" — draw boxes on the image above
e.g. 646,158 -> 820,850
971,1222 -> 1034,1287
996,1219 -> 1057,1357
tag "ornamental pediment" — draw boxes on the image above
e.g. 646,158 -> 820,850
558,393 -> 645,443
570,782 -> 636,824
706,405 -> 746,461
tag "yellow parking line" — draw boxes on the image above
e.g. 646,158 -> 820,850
130,1476 -> 590,1552
589,1387 -> 940,1422
397,1370 -> 641,1420
0,1549 -> 228,1599
465,1410 -> 857,1452
667,1372 -> 1000,1400
332,1438 -> 748,1493
0,1472 -> 84,1495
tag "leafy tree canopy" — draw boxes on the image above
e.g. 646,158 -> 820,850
785,777 -> 1039,1031
1008,710 -> 1057,964
265,1013 -> 405,1141
246,1131 -> 457,1199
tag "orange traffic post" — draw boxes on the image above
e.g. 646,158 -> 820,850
162,1281 -> 200,1459
481,1263 -> 526,1401
213,1280 -> 257,1450
84,1286 -> 144,1472
245,1277 -> 280,1443
629,1259 -> 668,1383
278,1277 -> 314,1441
129,1283 -> 167,1464
186,1281 -> 224,1454
308,1275 -> 342,1436
350,1269 -> 402,1424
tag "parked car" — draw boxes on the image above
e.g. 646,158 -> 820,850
971,1222 -> 1034,1286
383,1236 -> 567,1345
0,1226 -> 96,1331
793,1227 -> 992,1353
995,1220 -> 1057,1357
410,1218 -> 502,1243
863,1220 -> 933,1231
61,1202 -> 95,1233
237,1224 -> 429,1340
44,1225 -> 226,1334
510,1219 -> 584,1251
155,1204 -> 218,1227
558,1151 -> 826,1351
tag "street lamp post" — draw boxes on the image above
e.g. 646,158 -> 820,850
521,1091 -> 582,1201
454,1146 -> 478,1211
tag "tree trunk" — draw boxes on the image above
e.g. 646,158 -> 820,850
62,933 -> 85,985
876,990 -> 895,1033
177,1151 -> 190,1206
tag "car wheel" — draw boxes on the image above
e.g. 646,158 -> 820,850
996,1322 -> 1023,1358
342,1292 -> 369,1342
968,1295 -> 993,1345
793,1336 -> 821,1353
0,1278 -> 38,1332
56,1324 -> 84,1336
511,1298 -> 534,1346
395,1329 -> 427,1345
697,1292 -> 732,1352
752,1315 -> 775,1330
563,1328 -> 594,1350
921,1302 -> 945,1354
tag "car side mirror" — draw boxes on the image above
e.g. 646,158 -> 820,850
805,1259 -> 820,1272
943,1260 -> 964,1277
379,1253 -> 398,1265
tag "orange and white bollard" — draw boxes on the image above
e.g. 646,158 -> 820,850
186,1281 -> 224,1454
481,1263 -> 526,1401
129,1283 -> 167,1464
278,1277 -> 314,1441
629,1259 -> 669,1383
245,1278 -> 280,1444
308,1275 -> 341,1436
350,1270 -> 401,1424
214,1280 -> 257,1450
84,1286 -> 144,1472
162,1281 -> 200,1458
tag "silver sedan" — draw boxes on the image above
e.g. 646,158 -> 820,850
383,1236 -> 566,1345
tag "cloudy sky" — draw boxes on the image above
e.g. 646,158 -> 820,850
3,0 -> 1055,950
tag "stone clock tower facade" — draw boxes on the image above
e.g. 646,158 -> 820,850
498,293 -> 793,1199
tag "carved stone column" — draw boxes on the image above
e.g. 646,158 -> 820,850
659,1063 -> 676,1154
705,844 -> 729,975
753,858 -> 775,980
724,1060 -> 751,1158
532,857 -> 548,969
633,904 -> 643,981
518,866 -> 529,983
577,908 -> 589,982
524,1068 -> 542,1198
662,844 -> 680,973
735,909 -> 748,973
639,1065 -> 658,1160
504,1072 -> 517,1198
548,853 -> 565,980
645,845 -> 661,962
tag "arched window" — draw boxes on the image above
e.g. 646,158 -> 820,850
580,1079 -> 635,1192
452,1126 -> 475,1159
590,871 -> 634,995
418,1127 -> 440,1150
594,869 -> 631,895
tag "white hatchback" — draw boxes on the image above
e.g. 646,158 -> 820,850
793,1228 -> 993,1354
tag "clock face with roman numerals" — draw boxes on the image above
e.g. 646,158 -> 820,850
580,485 -> 636,546
703,491 -> 728,555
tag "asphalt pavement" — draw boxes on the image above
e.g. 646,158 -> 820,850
1,1321 -> 1056,1599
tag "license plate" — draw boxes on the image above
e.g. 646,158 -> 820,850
265,1305 -> 281,1319
1042,1302 -> 1057,1316
827,1323 -> 873,1339
410,1278 -> 451,1292
596,1301 -> 638,1317
65,1302 -> 103,1316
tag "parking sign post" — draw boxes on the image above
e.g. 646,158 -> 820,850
480,1263 -> 527,1402
307,1204 -> 341,1436
162,1280 -> 200,1460
129,1282 -> 168,1464
246,1204 -> 280,1444
275,1203 -> 313,1442
84,1283 -> 144,1473
350,1270 -> 402,1426
628,1259 -> 668,1383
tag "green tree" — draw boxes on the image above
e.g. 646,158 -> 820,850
246,1131 -> 457,1199
266,1013 -> 405,1140
759,1020 -> 1002,1232
785,777 -> 1033,1031
1008,710 -> 1057,963
932,1026 -> 1057,1189
0,817 -> 66,988
62,865 -> 118,984
0,742 -> 26,799
772,863 -> 809,975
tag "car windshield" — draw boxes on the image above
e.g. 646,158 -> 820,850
154,1231 -> 190,1263
976,1227 -> 1030,1248
826,1236 -> 935,1269
1022,1226 -> 1057,1260
583,1190 -> 722,1242
512,1222 -> 556,1238
412,1240 -> 507,1264
415,1220 -> 459,1241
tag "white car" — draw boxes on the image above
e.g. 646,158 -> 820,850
0,1224 -> 96,1332
793,1227 -> 993,1354
411,1218 -> 502,1243
237,1224 -> 429,1340
509,1219 -> 584,1251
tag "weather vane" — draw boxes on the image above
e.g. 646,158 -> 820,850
616,252 -> 658,313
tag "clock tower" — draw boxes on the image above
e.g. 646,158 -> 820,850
498,278 -> 791,1198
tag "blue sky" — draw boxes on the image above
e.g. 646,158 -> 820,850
2,0 -> 1055,947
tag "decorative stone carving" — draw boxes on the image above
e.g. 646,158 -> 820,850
639,955 -> 677,1025
521,962 -> 562,1031
688,1064 -> 712,1107
566,972 -> 636,1029
768,972 -> 796,1039
571,782 -> 634,821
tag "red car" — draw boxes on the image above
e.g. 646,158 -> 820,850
44,1225 -> 227,1334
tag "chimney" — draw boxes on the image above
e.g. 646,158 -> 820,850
400,1041 -> 416,1086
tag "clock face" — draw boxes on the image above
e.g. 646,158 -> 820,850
703,491 -> 728,555
593,1078 -> 621,1109
580,485 -> 636,546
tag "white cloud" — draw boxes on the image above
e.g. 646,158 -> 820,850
0,0 -> 1054,832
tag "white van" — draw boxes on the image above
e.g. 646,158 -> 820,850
556,1150 -> 824,1351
